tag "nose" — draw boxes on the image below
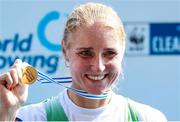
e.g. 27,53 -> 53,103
90,55 -> 105,72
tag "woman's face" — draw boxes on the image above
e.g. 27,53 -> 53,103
63,23 -> 124,95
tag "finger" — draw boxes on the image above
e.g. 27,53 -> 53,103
16,66 -> 23,82
11,62 -> 24,81
3,72 -> 14,89
11,59 -> 23,68
11,60 -> 27,83
0,73 -> 7,86
9,68 -> 19,88
15,59 -> 23,64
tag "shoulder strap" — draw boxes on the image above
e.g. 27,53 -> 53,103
127,99 -> 139,122
44,97 -> 68,121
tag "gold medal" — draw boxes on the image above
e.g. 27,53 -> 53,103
21,66 -> 38,84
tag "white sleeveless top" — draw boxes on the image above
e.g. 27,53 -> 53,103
17,90 -> 167,121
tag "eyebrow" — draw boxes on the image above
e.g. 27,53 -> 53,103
76,47 -> 118,51
76,47 -> 93,50
104,48 -> 117,50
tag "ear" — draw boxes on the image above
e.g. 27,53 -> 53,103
61,40 -> 69,61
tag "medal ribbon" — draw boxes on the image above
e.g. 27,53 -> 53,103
37,70 -> 112,99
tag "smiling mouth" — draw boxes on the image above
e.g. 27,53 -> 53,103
85,74 -> 107,81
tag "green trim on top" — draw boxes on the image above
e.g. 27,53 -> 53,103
44,96 -> 139,121
44,97 -> 68,121
128,99 -> 139,122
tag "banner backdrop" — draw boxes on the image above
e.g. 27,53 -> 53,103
0,0 -> 180,120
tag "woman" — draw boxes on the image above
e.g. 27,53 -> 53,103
0,2 -> 167,121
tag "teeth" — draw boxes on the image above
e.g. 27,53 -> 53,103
87,75 -> 105,80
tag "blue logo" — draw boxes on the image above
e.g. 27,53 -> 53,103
37,11 -> 68,52
0,11 -> 69,74
150,23 -> 180,55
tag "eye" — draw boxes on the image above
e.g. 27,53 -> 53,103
78,50 -> 93,58
103,50 -> 117,58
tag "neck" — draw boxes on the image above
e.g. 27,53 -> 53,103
67,89 -> 112,109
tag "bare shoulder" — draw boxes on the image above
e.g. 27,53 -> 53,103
128,98 -> 167,122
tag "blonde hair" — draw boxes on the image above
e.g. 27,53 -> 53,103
62,2 -> 126,48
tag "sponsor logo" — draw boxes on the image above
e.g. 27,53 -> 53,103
125,22 -> 180,56
0,11 -> 68,74
128,26 -> 145,51
37,11 -> 68,51
150,23 -> 180,55
125,23 -> 149,56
